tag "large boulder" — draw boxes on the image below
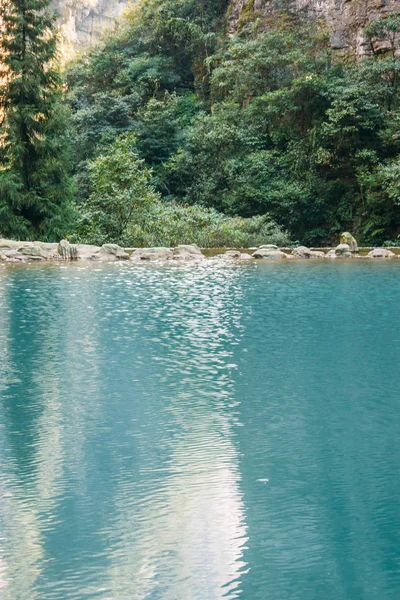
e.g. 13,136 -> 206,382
368,248 -> 396,259
292,246 -> 313,258
18,244 -> 48,260
173,245 -> 204,260
252,247 -> 289,259
74,244 -> 102,260
60,243 -> 116,261
131,247 -> 173,261
292,246 -> 326,259
327,244 -> 353,258
58,239 -> 78,260
0,240 -> 59,261
340,232 -> 358,253
4,241 -> 57,261
38,242 -> 60,259
100,244 -> 130,260
292,246 -> 327,258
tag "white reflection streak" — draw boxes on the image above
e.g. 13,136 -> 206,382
0,306 -> 64,597
105,265 -> 248,600
0,273 -> 44,599
0,266 -> 102,599
105,425 -> 247,600
0,273 -> 12,595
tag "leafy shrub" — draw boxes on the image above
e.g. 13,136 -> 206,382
124,202 -> 290,248
72,133 -> 289,247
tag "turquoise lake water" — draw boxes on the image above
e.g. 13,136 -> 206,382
0,260 -> 399,600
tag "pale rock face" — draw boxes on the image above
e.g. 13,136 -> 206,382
229,0 -> 400,56
53,0 -> 399,54
52,0 -> 130,49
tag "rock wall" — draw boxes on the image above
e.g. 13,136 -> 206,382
228,0 -> 400,56
53,0 -> 130,49
53,0 -> 399,54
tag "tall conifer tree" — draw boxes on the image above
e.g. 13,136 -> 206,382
0,0 -> 73,240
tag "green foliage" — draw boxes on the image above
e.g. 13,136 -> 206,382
362,15 -> 400,111
79,134 -> 160,245
356,157 -> 400,243
74,133 -> 289,248
123,202 -> 290,248
1,0 -> 399,246
66,3 -> 400,246
0,0 -> 74,240
364,14 -> 400,54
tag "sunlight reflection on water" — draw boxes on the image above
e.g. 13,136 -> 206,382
0,260 -> 399,599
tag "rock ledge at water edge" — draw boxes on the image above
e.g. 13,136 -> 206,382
0,239 -> 399,262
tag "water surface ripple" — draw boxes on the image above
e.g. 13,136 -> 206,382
0,261 -> 399,599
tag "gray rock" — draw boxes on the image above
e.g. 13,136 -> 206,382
292,247 -> 326,258
75,244 -> 102,260
100,244 -> 129,260
173,245 -> 204,260
292,246 -> 313,258
368,248 -> 396,259
38,242 -> 60,258
327,244 -> 353,259
58,239 -> 78,260
0,240 -> 59,261
131,247 -> 173,261
18,244 -> 48,260
253,248 -> 289,259
335,244 -> 351,255
1,239 -> 128,261
78,244 -> 130,261
0,239 -> 21,250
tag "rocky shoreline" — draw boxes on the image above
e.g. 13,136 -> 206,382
0,238 -> 399,263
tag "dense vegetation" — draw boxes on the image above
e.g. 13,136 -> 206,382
0,0 -> 74,240
1,0 -> 400,246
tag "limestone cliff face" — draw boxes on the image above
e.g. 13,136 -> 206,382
228,0 -> 400,56
53,0 -> 399,53
53,0 -> 129,49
